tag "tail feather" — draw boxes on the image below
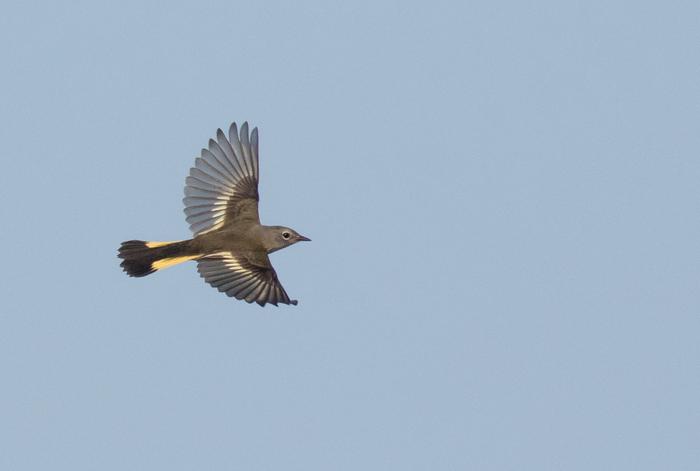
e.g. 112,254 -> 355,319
118,240 -> 197,277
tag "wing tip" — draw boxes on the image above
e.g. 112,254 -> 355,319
254,298 -> 296,307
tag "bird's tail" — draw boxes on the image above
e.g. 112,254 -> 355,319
118,240 -> 199,277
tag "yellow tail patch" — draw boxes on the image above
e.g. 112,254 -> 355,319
146,240 -> 182,248
152,255 -> 198,271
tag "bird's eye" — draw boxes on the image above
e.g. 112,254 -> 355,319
282,232 -> 291,240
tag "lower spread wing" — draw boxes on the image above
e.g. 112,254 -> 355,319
183,122 -> 260,236
197,252 -> 298,306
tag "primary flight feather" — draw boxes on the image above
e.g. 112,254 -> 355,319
118,122 -> 310,306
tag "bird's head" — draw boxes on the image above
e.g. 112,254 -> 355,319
264,226 -> 311,253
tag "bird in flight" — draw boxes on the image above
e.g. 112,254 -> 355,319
118,122 -> 310,306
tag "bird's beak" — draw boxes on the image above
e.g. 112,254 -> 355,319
297,235 -> 311,242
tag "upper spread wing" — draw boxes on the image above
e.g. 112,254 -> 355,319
197,251 -> 298,306
183,122 -> 260,236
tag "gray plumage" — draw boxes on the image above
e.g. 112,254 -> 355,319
119,122 -> 309,307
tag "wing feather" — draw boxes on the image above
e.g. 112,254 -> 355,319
197,252 -> 298,306
183,122 -> 260,235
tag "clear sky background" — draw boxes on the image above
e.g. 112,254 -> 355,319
1,1 -> 698,470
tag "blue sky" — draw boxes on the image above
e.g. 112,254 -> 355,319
1,1 -> 698,469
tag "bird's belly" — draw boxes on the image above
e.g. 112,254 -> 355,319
193,229 -> 262,254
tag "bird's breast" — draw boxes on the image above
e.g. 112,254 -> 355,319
194,227 -> 264,254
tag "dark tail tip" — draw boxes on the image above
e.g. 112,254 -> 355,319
118,240 -> 156,277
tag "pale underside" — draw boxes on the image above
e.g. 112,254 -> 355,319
181,122 -> 296,306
